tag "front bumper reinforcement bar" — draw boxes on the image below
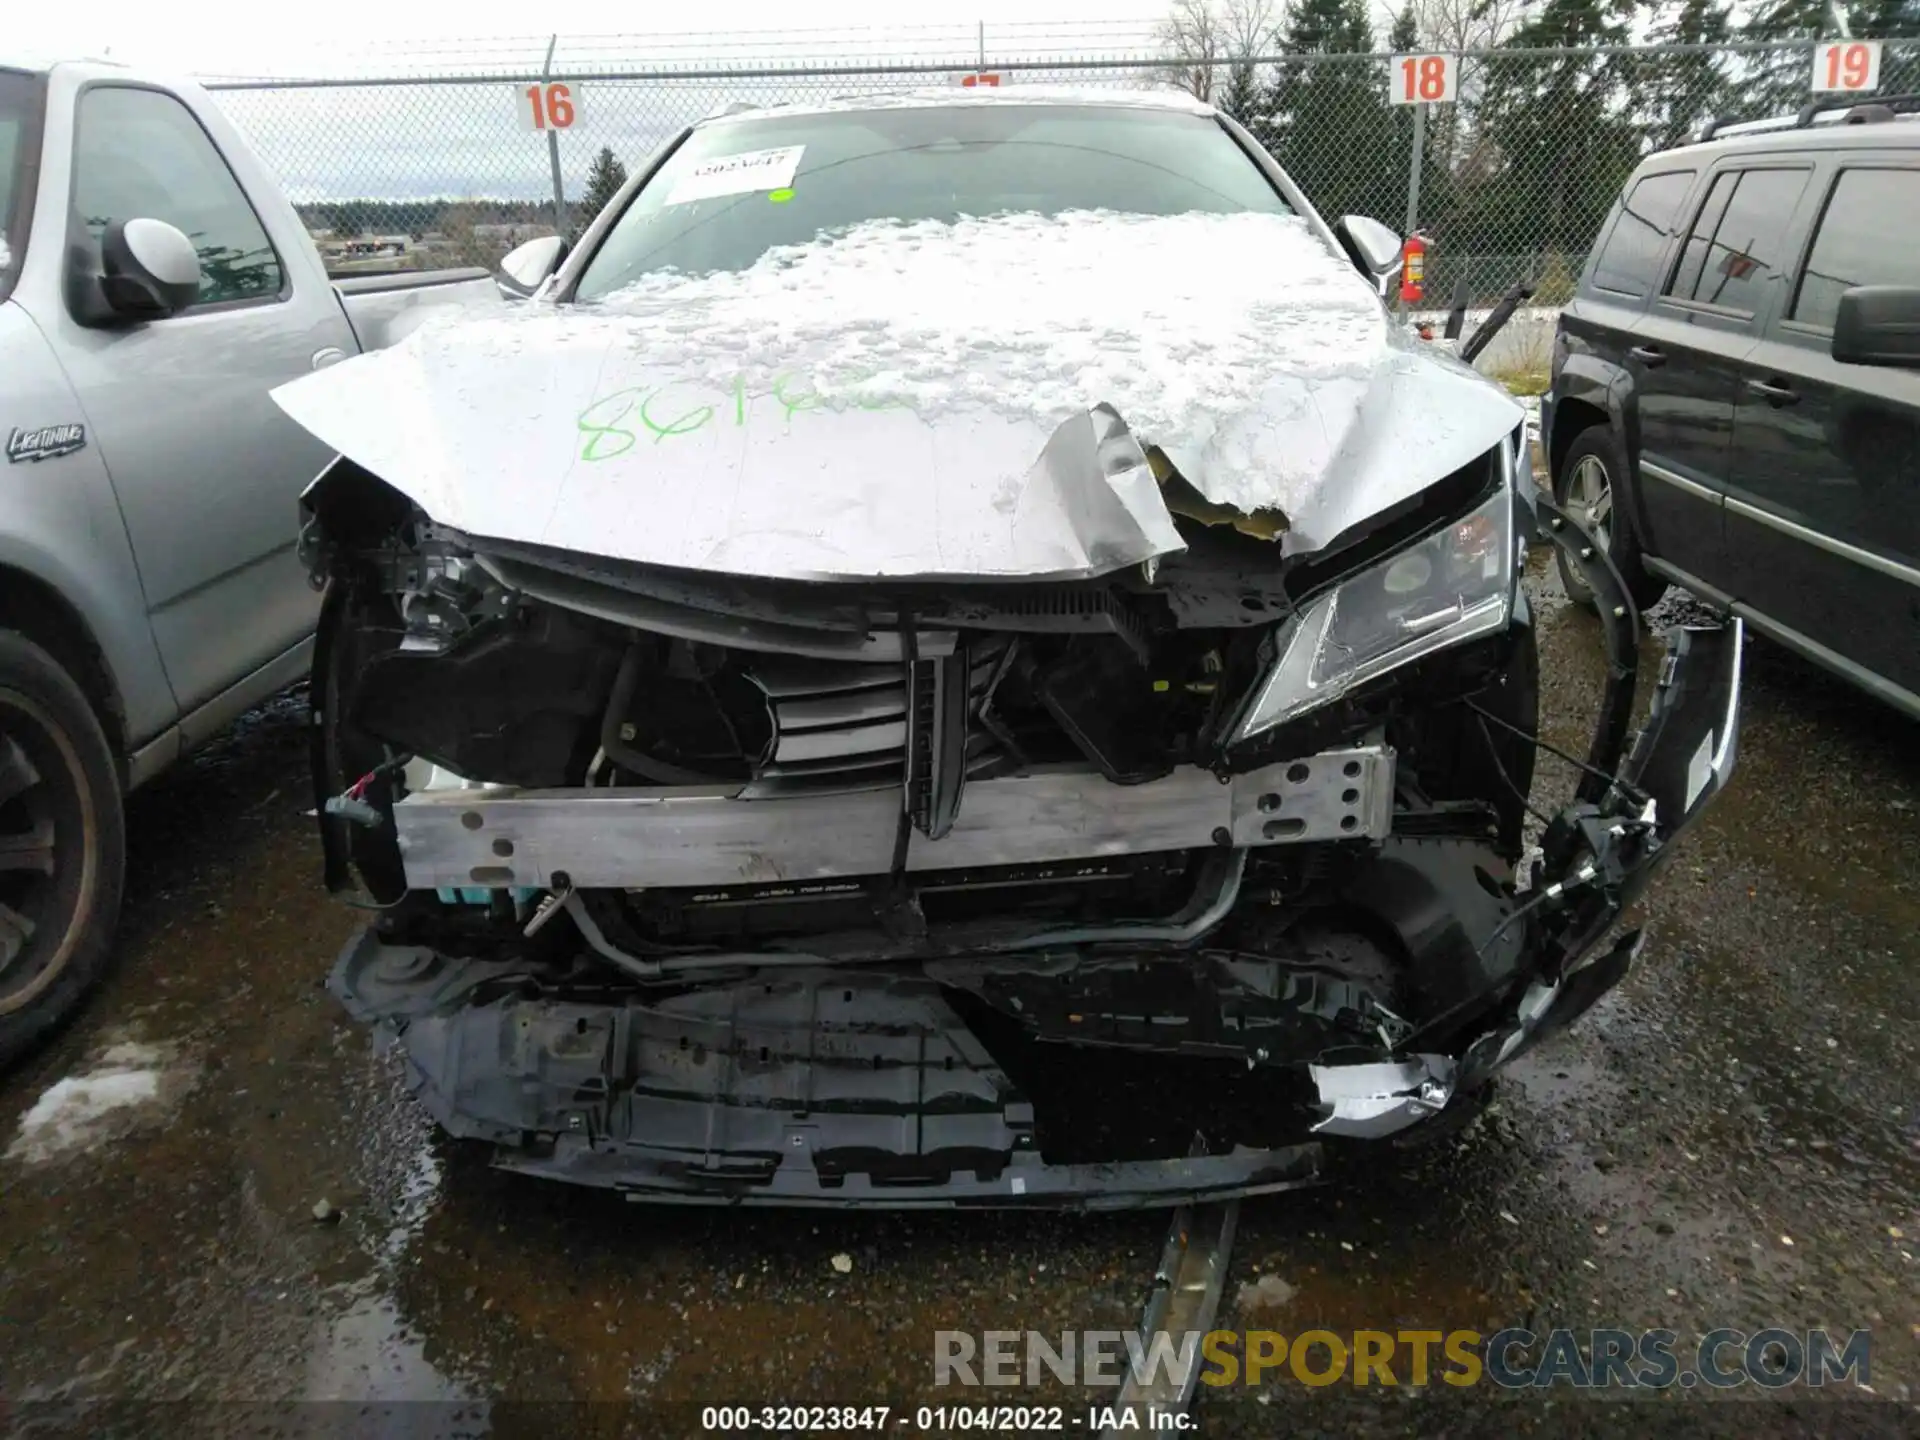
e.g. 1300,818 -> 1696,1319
390,747 -> 1395,892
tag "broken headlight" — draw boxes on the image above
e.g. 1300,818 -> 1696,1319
1235,479 -> 1515,740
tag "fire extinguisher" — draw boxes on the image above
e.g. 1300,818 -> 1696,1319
1399,232 -> 1429,305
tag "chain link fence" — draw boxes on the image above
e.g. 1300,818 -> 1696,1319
207,39 -> 1920,318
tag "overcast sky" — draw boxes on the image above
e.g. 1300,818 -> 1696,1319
13,0 -> 1174,79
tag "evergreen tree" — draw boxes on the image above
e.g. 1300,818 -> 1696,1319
1388,5 -> 1419,51
1743,0 -> 1920,114
1260,0 -> 1400,222
1219,54 -> 1264,126
1465,0 -> 1643,260
1643,0 -> 1736,150
578,147 -> 630,232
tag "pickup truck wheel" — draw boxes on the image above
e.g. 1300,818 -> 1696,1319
1553,427 -> 1667,615
0,631 -> 125,1070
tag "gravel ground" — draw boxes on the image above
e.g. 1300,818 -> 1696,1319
0,556 -> 1914,1438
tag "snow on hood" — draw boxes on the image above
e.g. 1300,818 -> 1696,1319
273,209 -> 1522,582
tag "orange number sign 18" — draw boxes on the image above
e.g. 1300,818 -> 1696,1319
519,81 -> 577,131
1812,41 -> 1881,93
1390,54 -> 1458,105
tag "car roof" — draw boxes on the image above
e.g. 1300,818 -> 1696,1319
1,55 -> 127,75
1647,98 -> 1920,170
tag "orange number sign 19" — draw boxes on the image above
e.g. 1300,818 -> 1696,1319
1390,54 -> 1458,105
1812,41 -> 1882,93
519,81 -> 577,131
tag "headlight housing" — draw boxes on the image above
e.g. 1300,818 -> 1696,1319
1235,475 -> 1517,741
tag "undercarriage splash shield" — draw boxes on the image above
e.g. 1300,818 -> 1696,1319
332,931 -> 1325,1208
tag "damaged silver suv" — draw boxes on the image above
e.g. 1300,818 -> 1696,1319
276,89 -> 1744,1207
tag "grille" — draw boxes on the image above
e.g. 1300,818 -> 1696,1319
738,637 -> 1011,809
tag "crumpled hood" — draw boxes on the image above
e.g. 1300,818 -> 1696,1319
274,210 -> 1522,582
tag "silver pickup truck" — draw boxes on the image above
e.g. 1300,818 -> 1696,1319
0,57 -> 498,1063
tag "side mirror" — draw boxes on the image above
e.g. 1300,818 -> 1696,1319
71,218 -> 201,326
1832,285 -> 1920,368
1333,215 -> 1405,295
496,234 -> 567,298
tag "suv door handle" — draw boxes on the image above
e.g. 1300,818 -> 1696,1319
1746,378 -> 1799,406
1628,345 -> 1666,367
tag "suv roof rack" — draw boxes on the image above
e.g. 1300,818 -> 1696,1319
1699,91 -> 1920,143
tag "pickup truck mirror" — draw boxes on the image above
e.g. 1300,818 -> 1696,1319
85,219 -> 201,324
1832,285 -> 1920,368
496,235 -> 567,299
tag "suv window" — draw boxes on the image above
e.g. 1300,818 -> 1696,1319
1791,167 -> 1920,330
1664,166 -> 1809,315
71,86 -> 283,308
1588,170 -> 1694,297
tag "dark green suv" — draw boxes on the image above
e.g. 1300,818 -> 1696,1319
1544,94 -> 1920,719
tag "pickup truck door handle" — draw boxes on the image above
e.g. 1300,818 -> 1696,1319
1746,377 -> 1799,406
311,346 -> 348,370
1628,345 -> 1666,367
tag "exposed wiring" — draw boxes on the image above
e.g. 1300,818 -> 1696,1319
341,892 -> 409,911
1474,712 -> 1552,828
1464,699 -> 1644,805
342,749 -> 414,800
1473,885 -> 1562,961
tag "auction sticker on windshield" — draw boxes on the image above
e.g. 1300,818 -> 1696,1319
667,146 -> 806,205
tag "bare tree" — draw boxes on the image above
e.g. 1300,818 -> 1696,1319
1155,0 -> 1227,100
1408,0 -> 1529,54
1154,0 -> 1280,107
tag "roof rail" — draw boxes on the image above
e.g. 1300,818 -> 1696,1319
1794,90 -> 1920,125
1699,91 -> 1920,143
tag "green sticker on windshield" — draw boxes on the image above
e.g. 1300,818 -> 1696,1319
769,187 -> 796,203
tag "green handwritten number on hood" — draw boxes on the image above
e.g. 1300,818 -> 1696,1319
577,371 -> 919,461
577,390 -> 641,461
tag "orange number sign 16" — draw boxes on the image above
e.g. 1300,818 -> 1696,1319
1390,54 -> 1458,105
519,81 -> 578,131
1812,41 -> 1882,93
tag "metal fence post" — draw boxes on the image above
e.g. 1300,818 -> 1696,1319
1405,101 -> 1425,236
543,34 -> 569,238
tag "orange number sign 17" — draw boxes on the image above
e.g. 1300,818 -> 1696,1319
1812,41 -> 1882,93
519,81 -> 577,131
1390,54 -> 1458,105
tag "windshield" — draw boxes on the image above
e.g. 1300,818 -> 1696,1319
575,102 -> 1291,300
0,70 -> 42,293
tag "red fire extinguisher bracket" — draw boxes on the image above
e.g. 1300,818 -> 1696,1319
1399,232 -> 1429,305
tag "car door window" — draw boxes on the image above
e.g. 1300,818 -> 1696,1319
1663,167 -> 1809,315
70,86 -> 283,308
1667,171 -> 1736,302
1588,170 -> 1694,297
1791,168 -> 1920,330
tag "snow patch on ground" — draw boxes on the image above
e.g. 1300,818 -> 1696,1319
5,1040 -> 192,1165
